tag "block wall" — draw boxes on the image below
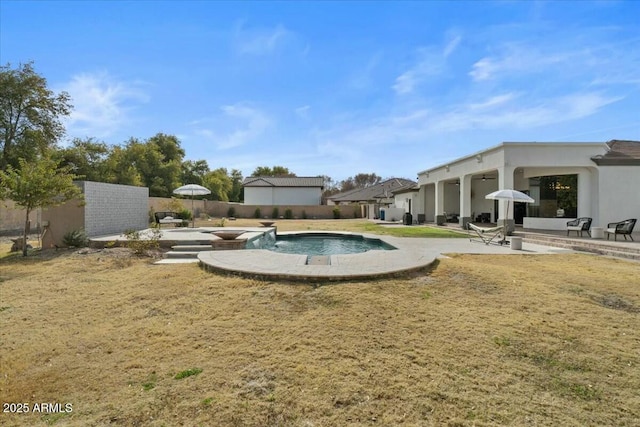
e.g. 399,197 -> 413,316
82,181 -> 149,236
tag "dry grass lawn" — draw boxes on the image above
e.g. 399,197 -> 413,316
0,221 -> 639,426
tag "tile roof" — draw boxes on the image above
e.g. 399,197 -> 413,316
328,178 -> 416,202
242,176 -> 325,188
592,140 -> 640,165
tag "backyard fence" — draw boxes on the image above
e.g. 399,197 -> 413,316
148,198 -> 361,220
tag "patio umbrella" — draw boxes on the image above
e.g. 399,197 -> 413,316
173,184 -> 211,227
485,189 -> 535,243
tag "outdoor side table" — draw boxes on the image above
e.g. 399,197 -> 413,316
591,227 -> 604,239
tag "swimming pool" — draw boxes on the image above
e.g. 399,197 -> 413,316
267,232 -> 396,256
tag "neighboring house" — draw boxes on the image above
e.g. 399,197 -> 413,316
416,140 -> 640,231
242,176 -> 324,206
393,184 -> 420,220
327,178 -> 416,219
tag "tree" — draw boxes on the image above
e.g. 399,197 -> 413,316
202,168 -> 232,201
109,135 -> 183,197
0,62 -> 72,171
57,137 -> 111,182
251,165 -> 296,177
228,169 -> 244,202
339,173 -> 382,192
181,160 -> 210,186
0,156 -> 82,256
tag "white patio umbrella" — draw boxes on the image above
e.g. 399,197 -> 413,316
173,184 -> 211,227
485,189 -> 535,243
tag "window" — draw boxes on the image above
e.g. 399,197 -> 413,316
527,175 -> 577,218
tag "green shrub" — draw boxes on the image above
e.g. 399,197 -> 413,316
227,206 -> 236,217
333,207 -> 341,219
63,229 -> 88,248
254,207 -> 261,218
284,208 -> 293,219
124,228 -> 162,255
176,209 -> 192,220
271,207 -> 279,219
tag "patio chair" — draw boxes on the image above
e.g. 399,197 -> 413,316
605,219 -> 636,241
566,217 -> 592,237
467,223 -> 506,245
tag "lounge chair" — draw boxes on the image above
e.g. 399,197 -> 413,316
467,223 -> 506,245
566,217 -> 592,237
154,211 -> 184,227
605,219 -> 636,241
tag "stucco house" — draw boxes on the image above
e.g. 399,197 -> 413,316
242,176 -> 324,206
415,140 -> 640,231
327,178 -> 416,219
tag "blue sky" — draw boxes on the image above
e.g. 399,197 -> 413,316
2,1 -> 639,181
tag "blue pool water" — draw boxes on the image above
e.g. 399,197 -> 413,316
267,233 -> 396,256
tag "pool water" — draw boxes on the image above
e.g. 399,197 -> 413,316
268,233 -> 396,256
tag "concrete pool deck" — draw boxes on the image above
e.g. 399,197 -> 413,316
197,231 -> 575,282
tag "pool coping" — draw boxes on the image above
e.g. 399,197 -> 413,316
197,230 -> 575,282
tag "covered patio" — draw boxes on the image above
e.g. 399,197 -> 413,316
416,141 -> 640,233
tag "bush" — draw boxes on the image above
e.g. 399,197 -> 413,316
271,207 -> 279,219
254,207 -> 261,218
284,208 -> 293,219
333,207 -> 341,219
302,210 -> 307,219
124,228 -> 162,256
227,206 -> 236,217
63,229 -> 88,248
176,209 -> 192,220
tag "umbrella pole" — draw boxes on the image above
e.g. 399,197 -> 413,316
192,196 -> 195,228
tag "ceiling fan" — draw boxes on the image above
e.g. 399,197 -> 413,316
474,174 -> 496,181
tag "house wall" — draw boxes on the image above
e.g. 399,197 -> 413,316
244,187 -> 322,205
417,143 -> 610,228
597,166 -> 640,227
274,187 -> 321,205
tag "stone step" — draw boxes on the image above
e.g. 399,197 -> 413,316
522,236 -> 640,261
521,235 -> 640,254
307,255 -> 331,265
154,258 -> 200,265
165,251 -> 201,259
171,245 -> 212,251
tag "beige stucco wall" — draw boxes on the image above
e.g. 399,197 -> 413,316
149,198 -> 359,219
0,200 -> 40,234
41,199 -> 84,249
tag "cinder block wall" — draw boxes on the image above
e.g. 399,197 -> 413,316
42,182 -> 149,248
82,182 -> 149,236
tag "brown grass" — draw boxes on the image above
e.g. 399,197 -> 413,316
0,222 -> 639,426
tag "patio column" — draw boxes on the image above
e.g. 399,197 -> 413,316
497,166 -> 515,234
435,180 -> 446,225
459,174 -> 472,229
577,170 -> 591,219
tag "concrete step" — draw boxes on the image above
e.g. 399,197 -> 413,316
522,235 -> 640,253
165,251 -> 201,259
171,244 -> 212,251
522,236 -> 640,261
154,258 -> 200,265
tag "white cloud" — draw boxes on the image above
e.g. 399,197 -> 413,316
295,105 -> 311,120
392,45 -> 451,95
233,21 -> 292,55
192,103 -> 271,149
60,72 -> 149,138
443,35 -> 462,58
